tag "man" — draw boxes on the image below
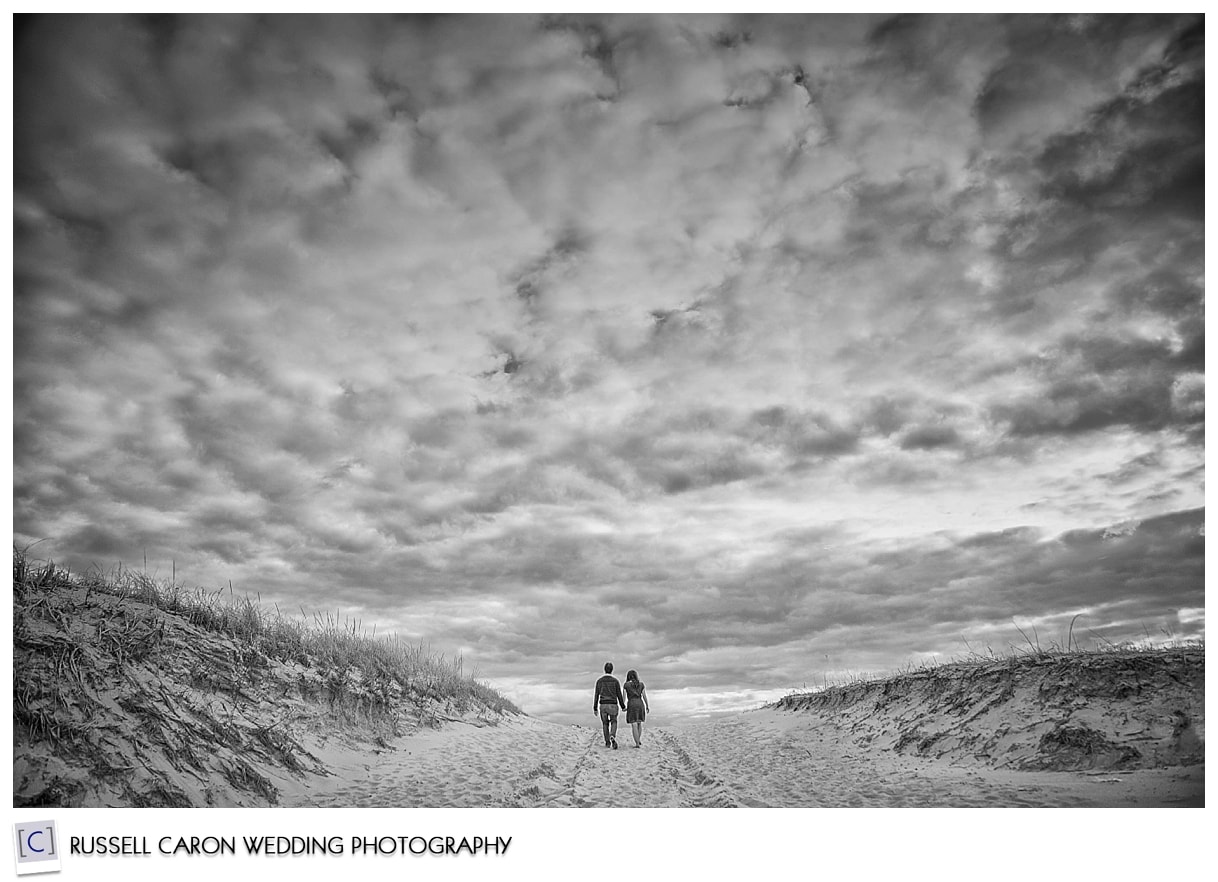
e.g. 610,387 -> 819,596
593,661 -> 626,749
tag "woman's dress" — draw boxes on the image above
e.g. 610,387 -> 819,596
625,680 -> 646,723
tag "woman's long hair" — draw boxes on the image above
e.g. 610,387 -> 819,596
625,669 -> 639,683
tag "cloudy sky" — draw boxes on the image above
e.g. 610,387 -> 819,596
12,14 -> 1204,724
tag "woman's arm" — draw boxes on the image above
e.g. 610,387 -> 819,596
642,685 -> 649,712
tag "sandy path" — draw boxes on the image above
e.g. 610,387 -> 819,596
280,711 -> 1202,808
284,716 -> 742,807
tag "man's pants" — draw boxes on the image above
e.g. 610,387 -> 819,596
599,703 -> 619,744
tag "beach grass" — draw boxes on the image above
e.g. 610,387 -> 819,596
15,544 -> 527,805
780,630 -> 1204,700
13,546 -> 521,723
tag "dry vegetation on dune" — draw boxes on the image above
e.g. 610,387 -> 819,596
13,549 -> 521,808
770,644 -> 1204,774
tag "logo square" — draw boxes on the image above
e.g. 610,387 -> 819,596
12,821 -> 61,876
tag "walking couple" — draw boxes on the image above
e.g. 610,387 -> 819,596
594,662 -> 649,749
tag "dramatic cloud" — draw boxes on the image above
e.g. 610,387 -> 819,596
13,14 -> 1203,724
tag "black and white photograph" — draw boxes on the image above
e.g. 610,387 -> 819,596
11,11 -> 1204,820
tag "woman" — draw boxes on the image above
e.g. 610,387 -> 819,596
624,669 -> 650,748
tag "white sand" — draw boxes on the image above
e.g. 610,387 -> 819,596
277,710 -> 1203,808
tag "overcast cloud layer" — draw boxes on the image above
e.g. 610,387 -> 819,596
13,14 -> 1204,723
